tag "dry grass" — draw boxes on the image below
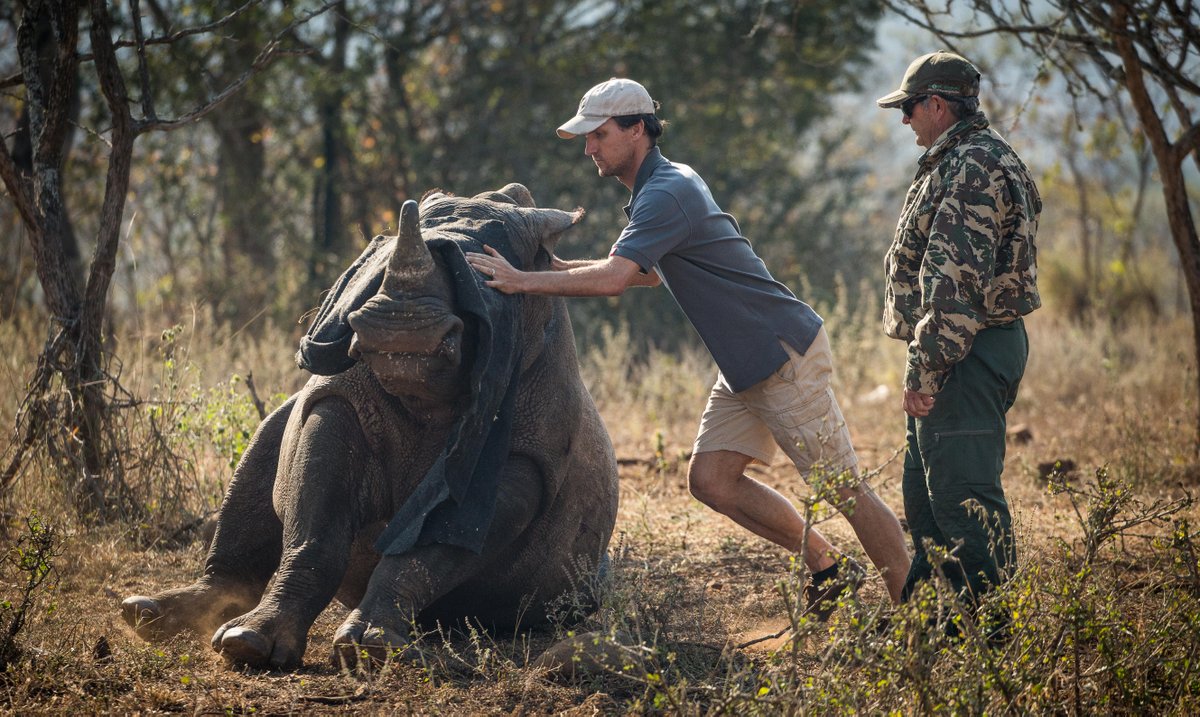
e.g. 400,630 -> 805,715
1,305 -> 1198,714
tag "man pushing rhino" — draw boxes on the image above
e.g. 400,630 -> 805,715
466,78 -> 911,617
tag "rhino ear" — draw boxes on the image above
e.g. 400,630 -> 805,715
473,183 -> 536,208
520,206 -> 585,254
497,183 -> 535,208
419,189 -> 449,208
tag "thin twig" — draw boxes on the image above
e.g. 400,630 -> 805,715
243,371 -> 267,421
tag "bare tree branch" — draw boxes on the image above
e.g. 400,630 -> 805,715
129,0 -> 156,122
85,0 -> 265,59
0,0 -> 289,92
1176,121 -> 1200,165
135,1 -> 337,134
887,0 -> 1200,95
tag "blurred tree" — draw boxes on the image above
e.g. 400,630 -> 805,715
886,0 -> 1200,445
306,0 -> 352,289
141,0 -> 281,325
326,0 -> 884,349
175,0 -> 881,348
0,0 -> 333,517
1064,104 -> 1160,321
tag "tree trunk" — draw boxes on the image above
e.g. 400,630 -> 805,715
1064,144 -> 1095,317
84,0 -> 140,514
208,7 -> 273,325
4,0 -> 118,514
9,7 -> 84,295
1111,4 -> 1200,451
309,1 -> 351,291
212,95 -> 270,324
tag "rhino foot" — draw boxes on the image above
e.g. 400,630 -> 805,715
331,616 -> 419,671
213,626 -> 293,669
213,613 -> 308,670
121,579 -> 261,642
121,595 -> 176,640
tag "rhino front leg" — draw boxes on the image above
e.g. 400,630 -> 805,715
213,398 -> 365,669
331,456 -> 542,668
122,397 -> 293,641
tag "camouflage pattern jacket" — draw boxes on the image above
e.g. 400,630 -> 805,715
884,112 -> 1042,395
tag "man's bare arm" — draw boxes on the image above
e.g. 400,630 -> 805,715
466,247 -> 659,295
550,254 -> 660,287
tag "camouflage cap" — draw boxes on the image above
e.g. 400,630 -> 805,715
876,51 -> 980,108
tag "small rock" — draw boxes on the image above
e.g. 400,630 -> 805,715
92,636 -> 112,663
1037,459 -> 1077,480
1007,424 -> 1033,444
859,384 -> 892,405
533,631 -> 642,681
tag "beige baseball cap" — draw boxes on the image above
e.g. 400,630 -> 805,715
556,78 -> 655,139
876,51 -> 980,108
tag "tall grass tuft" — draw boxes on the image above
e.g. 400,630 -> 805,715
0,513 -> 61,673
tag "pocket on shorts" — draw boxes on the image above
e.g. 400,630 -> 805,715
772,387 -> 856,472
775,386 -> 834,429
769,352 -> 800,384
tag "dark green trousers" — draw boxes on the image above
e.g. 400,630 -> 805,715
901,319 -> 1028,603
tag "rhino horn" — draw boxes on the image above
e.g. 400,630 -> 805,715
384,200 -> 434,288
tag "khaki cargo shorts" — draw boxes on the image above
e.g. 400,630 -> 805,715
693,327 -> 858,477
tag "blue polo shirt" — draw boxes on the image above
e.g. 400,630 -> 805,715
610,148 -> 823,393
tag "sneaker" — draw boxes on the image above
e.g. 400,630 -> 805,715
804,557 -> 867,622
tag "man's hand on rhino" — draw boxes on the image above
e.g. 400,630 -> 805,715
466,245 -> 523,294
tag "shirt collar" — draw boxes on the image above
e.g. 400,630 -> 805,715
624,147 -> 668,217
918,111 -> 990,169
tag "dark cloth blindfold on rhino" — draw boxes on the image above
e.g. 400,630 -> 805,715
298,197 -> 534,557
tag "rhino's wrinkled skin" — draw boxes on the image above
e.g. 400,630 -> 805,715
121,185 -> 618,670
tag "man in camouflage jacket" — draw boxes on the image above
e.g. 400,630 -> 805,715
877,51 -> 1041,611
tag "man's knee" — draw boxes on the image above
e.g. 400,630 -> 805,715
686,461 -> 723,508
687,453 -> 744,509
831,479 -> 871,512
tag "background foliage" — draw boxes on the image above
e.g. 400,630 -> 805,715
1,0 -> 883,350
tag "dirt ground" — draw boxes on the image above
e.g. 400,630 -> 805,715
3,313 -> 1198,714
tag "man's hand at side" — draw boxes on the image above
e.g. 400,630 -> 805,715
903,388 -> 936,418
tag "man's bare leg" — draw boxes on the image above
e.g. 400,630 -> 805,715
830,476 -> 910,603
687,449 -> 838,572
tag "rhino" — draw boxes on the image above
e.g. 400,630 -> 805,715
121,184 -> 619,670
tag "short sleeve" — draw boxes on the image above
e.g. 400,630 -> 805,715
610,189 -> 691,271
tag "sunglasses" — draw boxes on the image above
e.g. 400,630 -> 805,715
901,95 -> 929,118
